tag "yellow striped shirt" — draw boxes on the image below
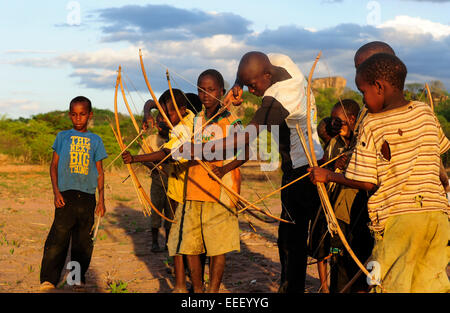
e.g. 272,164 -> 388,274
345,101 -> 450,231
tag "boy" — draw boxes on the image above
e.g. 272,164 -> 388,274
141,100 -> 172,252
316,117 -> 334,149
309,53 -> 450,293
123,89 -> 195,292
40,96 -> 107,291
326,100 -> 373,292
354,41 -> 395,69
193,52 -> 324,293
174,69 -> 242,293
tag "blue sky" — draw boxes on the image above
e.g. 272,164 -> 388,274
1,0 -> 449,118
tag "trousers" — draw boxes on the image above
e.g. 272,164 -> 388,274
278,165 -> 321,293
40,190 -> 96,285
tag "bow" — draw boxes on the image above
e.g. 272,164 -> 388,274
139,50 -> 292,224
301,52 -> 382,289
113,66 -> 175,223
425,83 -> 434,111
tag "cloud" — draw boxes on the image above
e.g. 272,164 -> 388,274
9,6 -> 450,92
378,16 -> 450,40
329,0 -> 450,2
3,50 -> 57,55
0,99 -> 40,111
96,4 -> 252,42
401,0 -> 450,2
246,18 -> 450,89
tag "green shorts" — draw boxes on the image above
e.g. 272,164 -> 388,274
370,211 -> 449,293
167,200 -> 240,257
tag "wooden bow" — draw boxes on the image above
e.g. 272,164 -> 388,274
425,83 -> 434,111
301,52 -> 381,288
138,50 -> 292,224
113,66 -> 175,223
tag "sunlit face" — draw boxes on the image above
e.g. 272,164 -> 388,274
156,113 -> 169,137
69,102 -> 92,132
240,70 -> 271,97
197,75 -> 223,111
163,99 -> 181,127
331,106 -> 354,139
355,73 -> 384,113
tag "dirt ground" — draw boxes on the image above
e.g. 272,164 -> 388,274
0,158 -> 323,293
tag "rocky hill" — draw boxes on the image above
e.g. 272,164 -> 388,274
312,76 -> 347,97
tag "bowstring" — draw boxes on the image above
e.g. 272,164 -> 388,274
122,68 -> 176,220
166,68 -> 293,223
314,53 -> 372,288
170,75 -> 202,116
170,73 -> 275,214
121,72 -> 141,119
321,55 -> 351,126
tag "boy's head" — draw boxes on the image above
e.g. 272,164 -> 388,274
354,41 -> 395,68
143,99 -> 155,120
331,99 -> 360,139
317,117 -> 333,145
356,53 -> 407,113
185,92 -> 203,114
69,96 -> 93,132
197,69 -> 226,110
158,88 -> 188,127
155,112 -> 169,138
69,96 -> 92,112
142,99 -> 158,131
237,51 -> 273,97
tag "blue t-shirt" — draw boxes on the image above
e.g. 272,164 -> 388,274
53,129 -> 108,194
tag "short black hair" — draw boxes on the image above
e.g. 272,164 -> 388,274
317,117 -> 332,142
197,69 -> 226,94
158,88 -> 188,112
70,96 -> 92,112
356,53 -> 407,91
355,41 -> 395,59
333,99 -> 360,118
185,93 -> 203,114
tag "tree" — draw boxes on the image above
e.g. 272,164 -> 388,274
429,80 -> 446,96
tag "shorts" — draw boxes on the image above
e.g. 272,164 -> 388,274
370,211 -> 449,293
167,200 -> 240,257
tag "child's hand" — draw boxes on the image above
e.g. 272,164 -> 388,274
95,200 -> 106,217
308,167 -> 332,184
224,86 -> 243,106
209,165 -> 227,179
122,151 -> 134,164
54,191 -> 65,208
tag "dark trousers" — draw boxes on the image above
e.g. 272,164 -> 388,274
277,165 -> 321,293
40,190 -> 96,285
329,191 -> 373,293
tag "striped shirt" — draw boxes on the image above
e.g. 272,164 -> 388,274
345,101 -> 450,232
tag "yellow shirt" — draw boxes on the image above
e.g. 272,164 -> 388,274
162,109 -> 195,204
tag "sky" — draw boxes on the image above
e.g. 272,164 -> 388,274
1,0 -> 449,119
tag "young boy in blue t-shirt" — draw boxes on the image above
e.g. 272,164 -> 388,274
40,96 -> 108,291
